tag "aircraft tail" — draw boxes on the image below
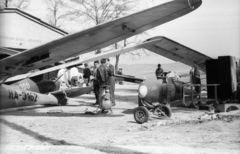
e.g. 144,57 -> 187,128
190,65 -> 201,94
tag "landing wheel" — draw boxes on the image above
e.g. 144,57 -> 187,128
153,105 -> 172,118
134,106 -> 149,124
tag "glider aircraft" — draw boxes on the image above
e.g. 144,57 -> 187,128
0,0 -> 202,110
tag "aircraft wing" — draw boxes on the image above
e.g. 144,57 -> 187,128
4,38 -> 162,82
142,36 -> 211,72
0,0 -> 202,80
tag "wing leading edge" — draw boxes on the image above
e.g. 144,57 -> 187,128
0,0 -> 202,80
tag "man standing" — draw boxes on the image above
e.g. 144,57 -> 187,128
69,67 -> 79,86
57,68 -> 70,90
106,58 -> 115,106
92,60 -> 100,105
155,64 -> 164,79
117,68 -> 123,85
83,63 -> 91,86
96,59 -> 112,113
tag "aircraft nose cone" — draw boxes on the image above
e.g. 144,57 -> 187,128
138,85 -> 148,98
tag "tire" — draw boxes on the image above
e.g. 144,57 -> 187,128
161,105 -> 172,118
134,106 -> 149,124
154,105 -> 172,118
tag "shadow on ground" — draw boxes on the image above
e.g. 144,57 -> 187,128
85,145 -> 147,154
0,107 -> 125,118
0,118 -> 77,146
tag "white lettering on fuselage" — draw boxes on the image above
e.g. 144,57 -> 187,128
148,85 -> 157,91
8,90 -> 37,102
15,83 -> 31,90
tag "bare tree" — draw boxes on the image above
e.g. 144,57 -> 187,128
0,1 -> 5,9
69,0 -> 142,69
70,0 -> 136,25
113,33 -> 151,71
2,0 -> 30,10
44,0 -> 77,28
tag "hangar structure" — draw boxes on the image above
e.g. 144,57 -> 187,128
0,8 -> 84,79
0,8 -> 68,54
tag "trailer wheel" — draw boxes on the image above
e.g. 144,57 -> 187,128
154,105 -> 172,118
161,105 -> 172,118
134,106 -> 149,124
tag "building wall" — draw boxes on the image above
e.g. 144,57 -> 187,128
0,12 -> 65,50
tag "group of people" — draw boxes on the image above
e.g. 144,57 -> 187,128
57,66 -> 83,89
57,58 -> 116,110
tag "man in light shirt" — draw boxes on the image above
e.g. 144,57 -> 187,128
106,58 -> 115,106
69,67 -> 80,86
57,68 -> 70,90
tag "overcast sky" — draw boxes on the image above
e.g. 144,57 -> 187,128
25,0 -> 240,64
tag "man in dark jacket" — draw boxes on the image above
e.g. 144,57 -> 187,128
106,58 -> 115,106
83,63 -> 91,86
96,59 -> 111,108
92,60 -> 100,105
155,64 -> 164,79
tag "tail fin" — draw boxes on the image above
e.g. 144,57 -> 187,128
190,65 -> 201,94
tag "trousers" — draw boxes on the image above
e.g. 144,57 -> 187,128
109,76 -> 115,104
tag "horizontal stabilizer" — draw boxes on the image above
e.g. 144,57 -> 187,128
114,74 -> 144,84
50,86 -> 92,98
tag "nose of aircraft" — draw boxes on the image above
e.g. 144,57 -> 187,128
138,84 -> 148,98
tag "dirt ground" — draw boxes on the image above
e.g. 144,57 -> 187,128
0,84 -> 240,154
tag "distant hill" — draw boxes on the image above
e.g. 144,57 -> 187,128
118,62 -> 206,84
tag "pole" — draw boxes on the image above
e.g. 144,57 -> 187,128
5,0 -> 8,7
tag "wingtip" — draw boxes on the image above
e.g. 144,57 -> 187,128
180,0 -> 202,10
192,0 -> 202,9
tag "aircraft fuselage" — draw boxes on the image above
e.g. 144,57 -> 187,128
0,84 -> 58,110
138,79 -> 193,105
0,77 -> 92,110
9,78 -> 60,93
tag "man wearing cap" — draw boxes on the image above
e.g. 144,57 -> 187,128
96,59 -> 112,112
155,64 -> 164,79
106,58 -> 116,106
